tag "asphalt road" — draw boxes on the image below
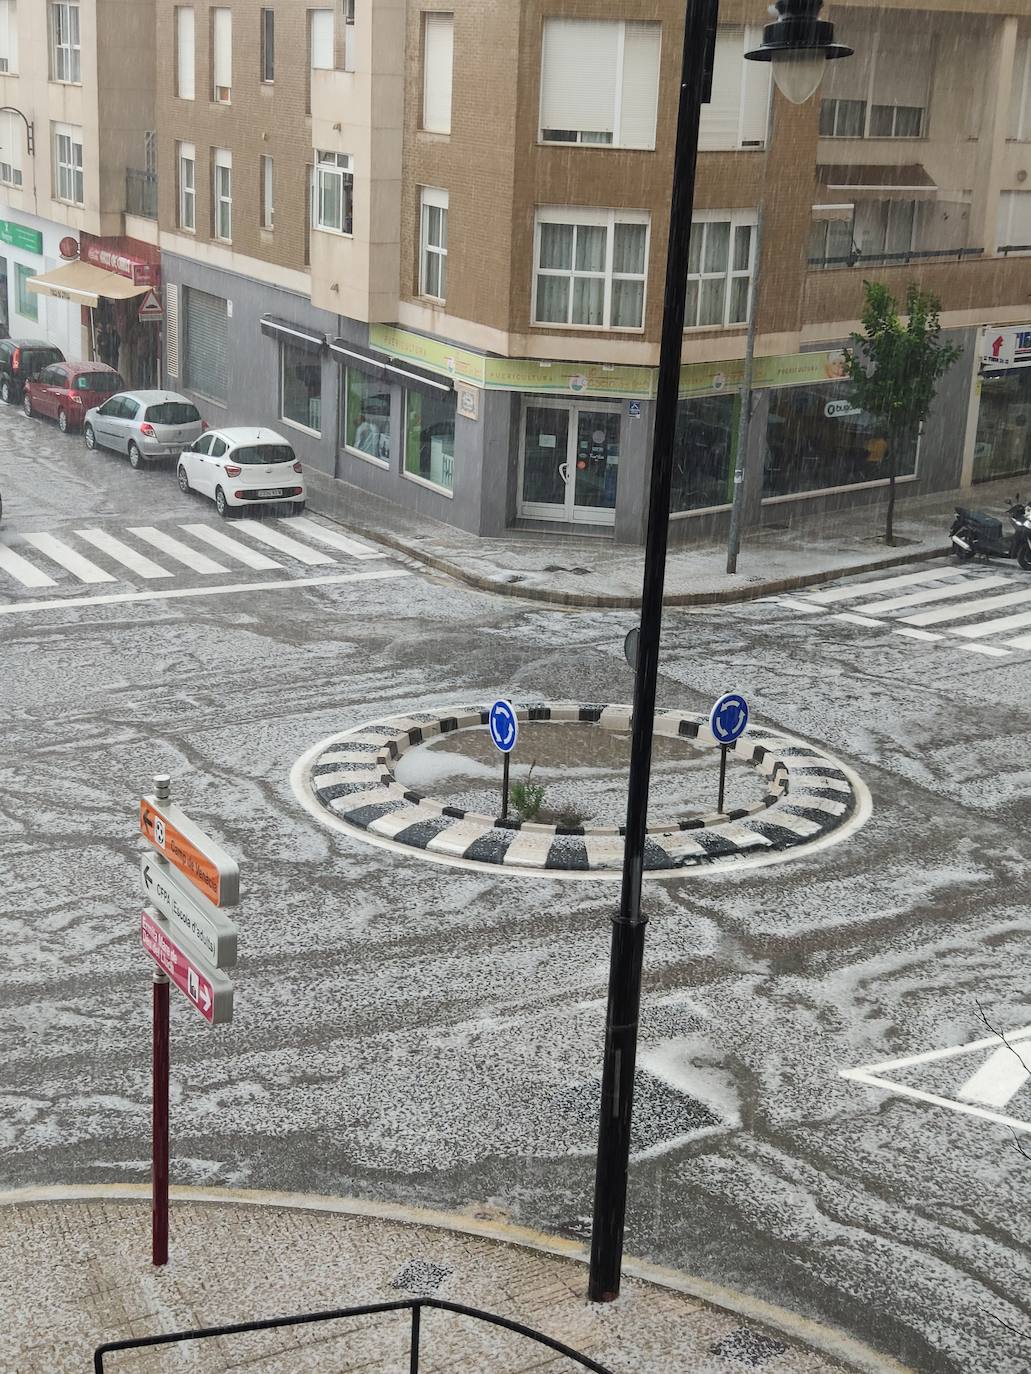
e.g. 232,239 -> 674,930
1,403 -> 1029,1373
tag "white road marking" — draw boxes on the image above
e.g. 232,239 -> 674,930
75,528 -> 172,579
953,607 -> 1031,638
0,568 -> 410,615
22,532 -> 116,584
903,585 -> 1031,627
285,517 -> 386,560
803,567 -> 964,604
957,1044 -> 1031,1109
0,543 -> 57,588
860,575 -> 1010,615
1003,629 -> 1031,649
179,523 -> 283,570
234,518 -> 336,566
834,613 -> 885,627
128,526 -> 228,574
959,643 -> 1011,657
767,598 -> 823,613
894,628 -> 943,641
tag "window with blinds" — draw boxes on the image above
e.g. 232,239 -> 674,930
0,0 -> 18,74
697,28 -> 769,151
212,7 -> 231,103
165,283 -> 180,379
422,12 -> 453,134
1009,37 -> 1031,142
998,191 -> 1031,251
185,287 -> 228,402
310,8 -> 334,69
820,24 -> 931,140
175,7 -> 194,99
539,19 -> 660,150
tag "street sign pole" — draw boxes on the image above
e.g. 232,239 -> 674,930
717,745 -> 728,813
489,700 -> 519,819
151,773 -> 171,1268
502,751 -> 511,820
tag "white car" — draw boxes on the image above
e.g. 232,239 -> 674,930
176,426 -> 306,518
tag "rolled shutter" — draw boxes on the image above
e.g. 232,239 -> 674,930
822,19 -> 872,104
739,27 -> 770,146
310,8 -> 333,70
874,35 -> 931,109
999,191 -> 1031,248
698,31 -> 743,150
213,7 -> 231,90
1009,39 -> 1031,141
540,19 -> 617,140
176,7 -> 194,99
422,13 -> 453,134
619,22 -> 660,150
185,288 -> 228,402
0,1 -> 15,72
165,282 -> 179,379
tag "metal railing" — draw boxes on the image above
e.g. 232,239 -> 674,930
94,1296 -> 617,1373
125,168 -> 157,219
1000,243 -> 1031,256
808,245 -> 984,270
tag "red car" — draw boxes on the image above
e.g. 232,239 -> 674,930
23,361 -> 125,433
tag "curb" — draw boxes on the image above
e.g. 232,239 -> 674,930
0,1183 -> 913,1374
320,508 -> 951,608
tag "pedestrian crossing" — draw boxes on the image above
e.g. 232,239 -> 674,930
769,563 -> 1031,659
0,515 -> 390,608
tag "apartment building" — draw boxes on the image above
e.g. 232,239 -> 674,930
0,0 -> 161,382
150,0 -> 1031,545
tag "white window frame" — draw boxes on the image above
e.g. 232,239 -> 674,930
419,187 -> 448,302
213,147 -> 232,242
532,207 -> 650,333
175,6 -> 195,99
260,7 -> 274,82
0,0 -> 19,75
312,150 -> 353,235
49,0 -> 79,83
343,0 -> 355,72
0,110 -> 23,187
342,365 -> 391,470
819,35 -> 930,141
177,141 -> 196,231
403,389 -> 455,499
53,122 -> 83,205
280,338 -> 322,438
684,210 -> 757,331
261,154 -> 274,230
212,6 -> 231,104
538,18 -> 661,150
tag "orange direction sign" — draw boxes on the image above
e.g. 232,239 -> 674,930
139,797 -> 240,907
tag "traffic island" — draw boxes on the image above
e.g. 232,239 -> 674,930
292,703 -> 869,879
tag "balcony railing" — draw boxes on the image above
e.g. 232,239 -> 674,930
999,243 -> 1031,257
808,245 -> 984,271
126,168 -> 157,220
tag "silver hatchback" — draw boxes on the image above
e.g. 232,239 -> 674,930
83,389 -> 206,468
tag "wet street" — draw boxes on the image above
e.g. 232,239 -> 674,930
2,403 -> 1029,1373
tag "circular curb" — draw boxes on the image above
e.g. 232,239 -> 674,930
0,1184 -> 913,1374
295,702 -> 870,879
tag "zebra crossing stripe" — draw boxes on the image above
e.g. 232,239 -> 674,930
903,585 -> 1031,627
233,518 -> 336,566
75,528 -> 172,579
860,575 -> 1009,615
178,523 -> 283,570
128,526 -> 228,574
803,567 -> 965,604
285,517 -> 385,559
834,612 -> 884,627
960,643 -> 1011,657
22,532 -> 115,584
953,606 -> 1031,639
0,542 -> 57,587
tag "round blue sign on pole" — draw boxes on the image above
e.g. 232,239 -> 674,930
489,699 -> 519,754
709,692 -> 749,744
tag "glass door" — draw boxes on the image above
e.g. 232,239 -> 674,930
521,404 -> 570,517
520,400 -> 621,524
571,409 -> 620,522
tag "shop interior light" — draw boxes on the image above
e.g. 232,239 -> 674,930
745,0 -> 852,105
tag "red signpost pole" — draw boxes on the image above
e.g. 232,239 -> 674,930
152,968 -> 170,1267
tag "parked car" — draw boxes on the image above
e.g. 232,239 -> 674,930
0,339 -> 65,404
23,361 -> 124,432
177,426 -> 305,517
83,390 -> 206,468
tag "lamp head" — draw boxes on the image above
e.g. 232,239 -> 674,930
745,0 -> 852,105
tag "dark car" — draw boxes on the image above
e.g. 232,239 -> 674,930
24,361 -> 124,433
0,339 -> 65,405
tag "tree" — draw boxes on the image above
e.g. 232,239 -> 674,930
844,282 -> 960,546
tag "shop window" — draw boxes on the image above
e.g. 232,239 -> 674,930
313,151 -> 353,235
49,1 -> 79,83
404,388 -> 455,494
343,367 -> 391,466
762,381 -> 919,499
670,394 -> 736,512
534,209 -> 648,330
539,18 -> 660,149
281,339 -> 322,434
14,262 -> 37,321
974,367 -> 1031,483
419,187 -> 448,301
685,212 -> 755,328
53,122 -> 83,205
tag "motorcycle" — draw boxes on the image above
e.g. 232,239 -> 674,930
950,498 -> 1031,571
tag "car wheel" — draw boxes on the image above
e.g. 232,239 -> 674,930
215,486 -> 230,518
128,442 -> 143,470
57,408 -> 69,433
1,379 -> 12,405
84,423 -> 96,451
177,464 -> 190,494
21,391 -> 31,417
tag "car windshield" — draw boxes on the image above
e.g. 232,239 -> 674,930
145,402 -> 201,425
233,444 -> 296,466
75,373 -> 122,391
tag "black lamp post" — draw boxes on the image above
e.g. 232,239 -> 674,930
587,0 -> 851,1306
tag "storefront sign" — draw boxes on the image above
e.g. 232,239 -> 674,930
456,383 -> 479,420
369,324 -> 487,386
81,239 -> 159,286
0,219 -> 43,255
982,326 -> 1031,371
825,398 -> 861,418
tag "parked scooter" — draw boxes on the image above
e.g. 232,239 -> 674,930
950,497 -> 1031,570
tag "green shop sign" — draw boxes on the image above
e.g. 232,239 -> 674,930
0,219 -> 43,255
368,324 -> 848,400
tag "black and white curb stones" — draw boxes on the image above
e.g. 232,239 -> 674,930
301,703 -> 867,877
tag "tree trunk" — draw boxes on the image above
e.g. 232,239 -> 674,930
885,439 -> 898,547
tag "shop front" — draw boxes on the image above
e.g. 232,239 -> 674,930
974,326 -> 1031,483
519,398 -> 622,525
0,211 -> 80,357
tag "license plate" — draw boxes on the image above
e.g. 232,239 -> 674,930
255,488 -> 283,498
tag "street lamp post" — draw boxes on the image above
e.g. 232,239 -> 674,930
587,0 -> 851,1305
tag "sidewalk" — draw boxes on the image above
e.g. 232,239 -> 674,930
0,1186 -> 909,1374
318,475 -> 1030,608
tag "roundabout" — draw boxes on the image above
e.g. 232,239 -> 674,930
291,702 -> 870,879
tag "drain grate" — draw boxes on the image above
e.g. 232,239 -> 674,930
392,1260 -> 452,1295
710,1327 -> 788,1366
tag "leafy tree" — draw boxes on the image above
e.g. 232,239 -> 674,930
844,282 -> 960,545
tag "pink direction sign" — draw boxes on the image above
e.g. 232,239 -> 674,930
141,907 -> 234,1026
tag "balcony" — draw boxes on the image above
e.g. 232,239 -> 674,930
805,253 -> 1031,325
126,168 -> 157,220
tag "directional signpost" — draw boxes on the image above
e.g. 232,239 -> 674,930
138,773 -> 240,1268
488,699 -> 519,820
708,692 -> 749,813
